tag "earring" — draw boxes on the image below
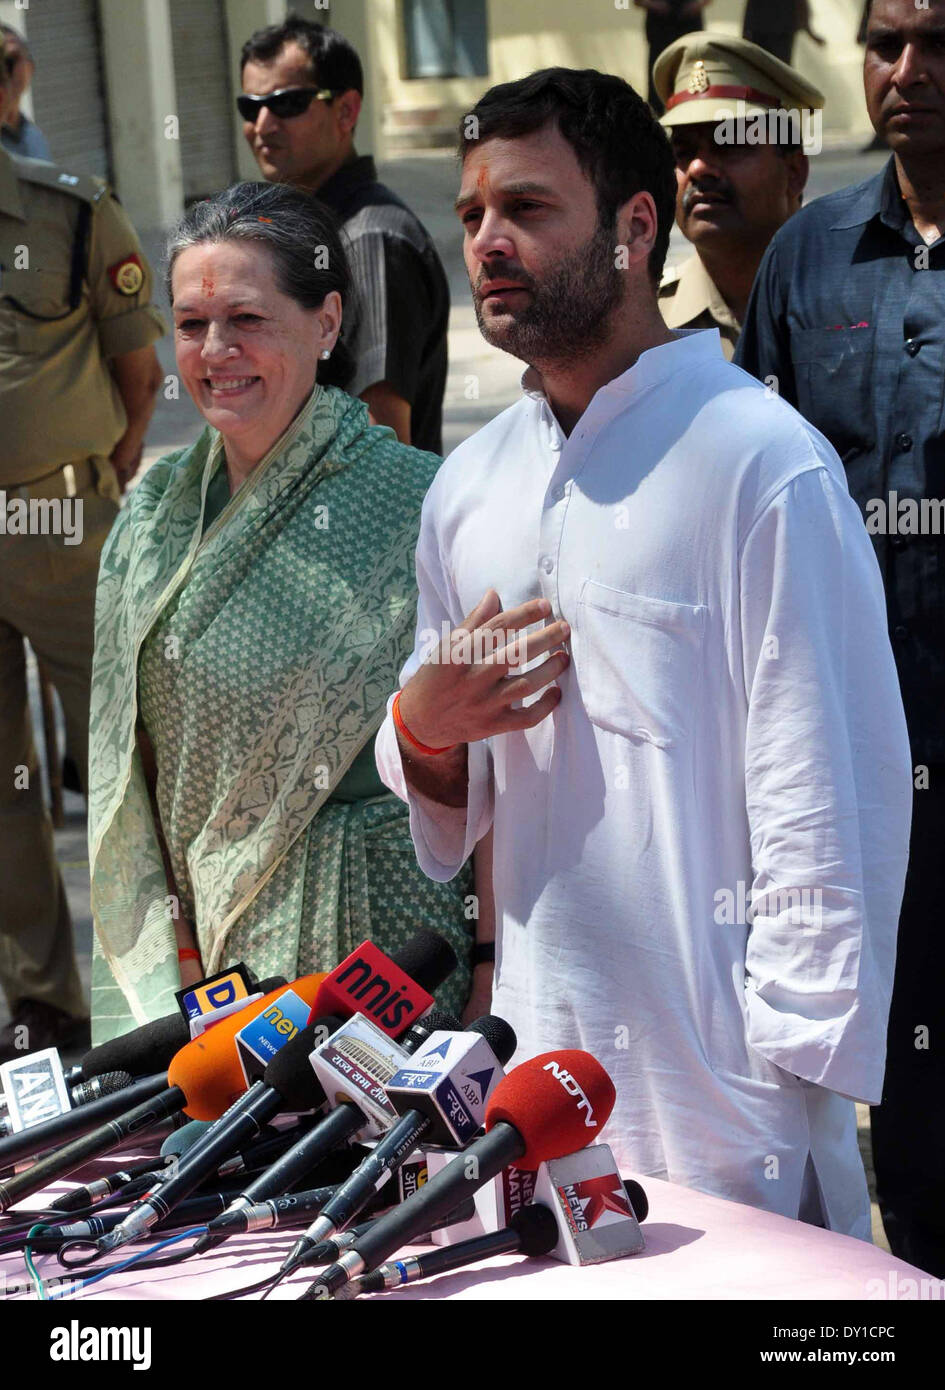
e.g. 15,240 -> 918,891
320,349 -> 331,360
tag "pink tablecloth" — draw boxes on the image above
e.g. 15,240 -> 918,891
0,1148 -> 932,1302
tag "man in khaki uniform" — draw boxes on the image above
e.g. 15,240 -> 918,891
0,43 -> 164,1060
654,33 -> 823,358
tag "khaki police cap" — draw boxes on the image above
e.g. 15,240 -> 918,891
654,30 -> 825,128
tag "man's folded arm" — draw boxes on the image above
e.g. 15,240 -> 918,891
739,459 -> 912,1103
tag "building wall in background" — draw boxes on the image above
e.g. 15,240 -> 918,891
370,0 -> 872,152
0,0 -> 872,233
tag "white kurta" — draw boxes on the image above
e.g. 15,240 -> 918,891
375,330 -> 912,1238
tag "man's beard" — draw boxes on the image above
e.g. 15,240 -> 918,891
472,220 -> 625,368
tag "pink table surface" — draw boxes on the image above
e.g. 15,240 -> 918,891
0,1149 -> 932,1302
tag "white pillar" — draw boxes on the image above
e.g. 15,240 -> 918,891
317,0 -> 385,162
225,0 -> 288,183
99,0 -> 183,231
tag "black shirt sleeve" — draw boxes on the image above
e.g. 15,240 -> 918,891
343,227 -> 437,405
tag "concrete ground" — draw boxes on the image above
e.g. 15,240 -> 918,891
10,144 -> 891,1247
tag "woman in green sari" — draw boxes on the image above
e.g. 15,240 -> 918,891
87,182 -> 474,1043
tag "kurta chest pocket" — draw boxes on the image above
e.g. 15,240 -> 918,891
575,578 -> 707,748
789,325 -> 876,458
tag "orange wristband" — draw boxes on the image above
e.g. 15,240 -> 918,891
392,690 -> 457,756
177,948 -> 201,964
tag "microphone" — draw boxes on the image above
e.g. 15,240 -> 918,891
93,1015 -> 338,1253
78,974 -> 288,1080
0,1071 -> 170,1171
308,930 -> 456,1038
192,1170 -> 459,1248
0,980 -> 326,1213
285,1015 -> 516,1263
159,1119 -> 214,1161
0,1077 -> 179,1214
34,1183 -> 346,1251
48,1157 -> 175,1215
0,978 -> 288,1170
165,973 -> 327,1121
349,1201 -> 560,1295
114,1117 -> 321,1204
194,1009 -> 459,1253
302,1049 -> 617,1298
0,1071 -> 133,1139
290,1199 -> 478,1277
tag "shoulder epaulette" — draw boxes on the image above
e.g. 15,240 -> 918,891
10,155 -> 109,206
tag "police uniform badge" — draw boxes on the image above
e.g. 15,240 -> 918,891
687,61 -> 709,96
108,254 -> 145,296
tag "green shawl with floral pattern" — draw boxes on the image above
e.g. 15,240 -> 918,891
88,385 -> 437,1042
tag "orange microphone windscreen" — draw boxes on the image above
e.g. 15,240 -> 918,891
167,973 -> 326,1121
484,1049 -> 617,1170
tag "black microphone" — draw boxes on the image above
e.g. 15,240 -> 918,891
349,1202 -> 560,1295
0,1071 -> 171,1171
194,1009 -> 459,1254
0,1071 -> 135,1140
48,1157 -> 174,1214
303,1048 -> 617,1298
285,1015 -> 516,1266
76,975 -> 288,1081
115,1117 -> 327,1203
33,1182 -> 345,1252
0,1078 -> 183,1214
293,1198 -> 478,1276
93,1017 -> 338,1253
183,1177 -> 416,1249
0,980 -> 289,1170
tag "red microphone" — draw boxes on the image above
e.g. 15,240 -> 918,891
302,1049 -> 617,1298
308,931 -> 456,1039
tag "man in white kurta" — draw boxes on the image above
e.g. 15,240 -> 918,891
375,74 -> 912,1240
376,326 -> 912,1237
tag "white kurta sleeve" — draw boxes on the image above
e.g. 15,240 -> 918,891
375,489 -> 494,882
739,461 -> 912,1103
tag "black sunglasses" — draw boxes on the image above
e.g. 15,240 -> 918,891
237,86 -> 334,121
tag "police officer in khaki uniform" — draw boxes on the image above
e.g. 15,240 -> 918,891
0,41 -> 164,1060
654,32 -> 823,359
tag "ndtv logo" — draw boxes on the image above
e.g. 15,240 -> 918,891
542,1060 -> 598,1128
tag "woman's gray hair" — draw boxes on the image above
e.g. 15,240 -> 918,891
164,181 -> 355,389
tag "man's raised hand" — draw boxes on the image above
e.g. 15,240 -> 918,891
397,589 -> 570,755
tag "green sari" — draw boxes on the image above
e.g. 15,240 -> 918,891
88,385 -> 472,1043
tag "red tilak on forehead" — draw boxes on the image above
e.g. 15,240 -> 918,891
476,165 -> 490,192
202,275 -> 215,297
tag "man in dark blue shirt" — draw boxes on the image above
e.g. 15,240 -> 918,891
736,0 -> 945,1275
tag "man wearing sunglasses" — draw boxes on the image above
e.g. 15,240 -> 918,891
239,16 -> 449,453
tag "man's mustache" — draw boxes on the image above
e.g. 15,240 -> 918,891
475,269 -> 535,295
682,186 -> 735,213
